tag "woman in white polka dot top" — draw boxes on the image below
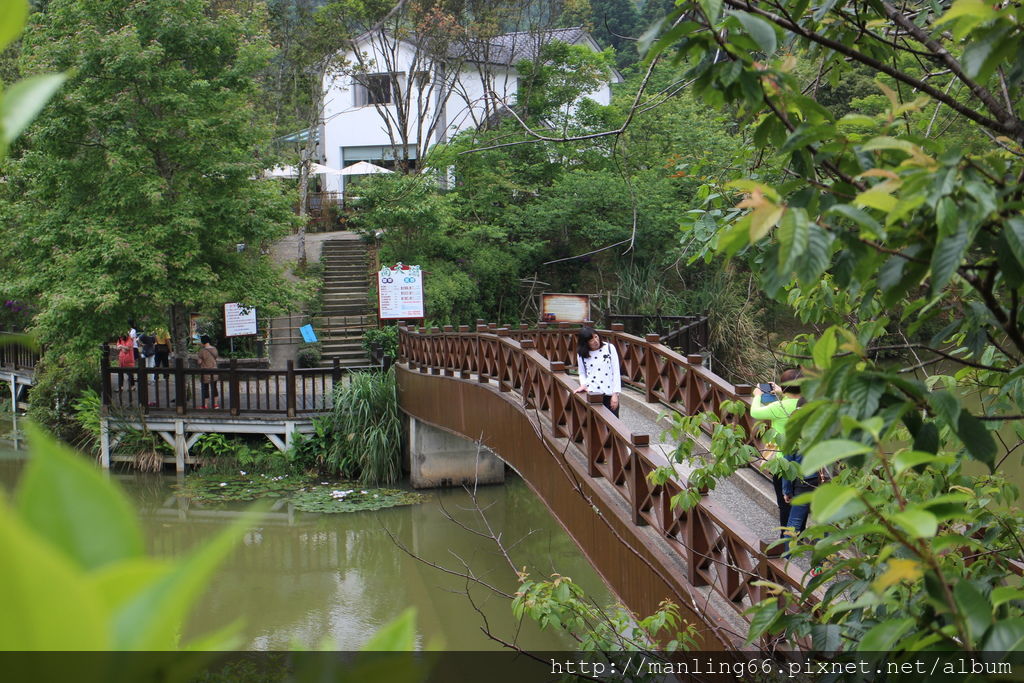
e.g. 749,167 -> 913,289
573,327 -> 622,417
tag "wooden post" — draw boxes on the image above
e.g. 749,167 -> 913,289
100,344 -> 112,409
644,334 -> 660,403
332,357 -> 341,386
138,362 -> 149,414
497,328 -> 509,392
286,360 -> 296,418
586,393 -> 604,477
631,433 -> 650,525
229,358 -> 240,417
174,358 -> 186,415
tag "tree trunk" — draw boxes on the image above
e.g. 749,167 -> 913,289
297,151 -> 309,267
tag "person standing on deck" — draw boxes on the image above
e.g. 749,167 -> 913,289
197,335 -> 220,409
573,327 -> 622,417
751,368 -> 813,538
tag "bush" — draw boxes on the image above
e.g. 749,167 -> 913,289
361,326 -> 398,360
297,342 -> 321,368
326,368 -> 401,485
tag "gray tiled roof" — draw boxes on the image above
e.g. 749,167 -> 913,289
447,26 -> 591,65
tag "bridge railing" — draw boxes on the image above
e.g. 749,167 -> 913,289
101,347 -> 342,417
398,323 -> 809,634
0,331 -> 40,372
456,321 -> 769,459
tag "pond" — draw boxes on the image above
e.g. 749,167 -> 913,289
0,423 -> 613,651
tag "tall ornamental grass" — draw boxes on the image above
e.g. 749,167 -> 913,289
327,368 -> 401,485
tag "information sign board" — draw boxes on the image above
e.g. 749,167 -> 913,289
540,293 -> 590,323
378,263 -> 424,320
223,303 -> 258,337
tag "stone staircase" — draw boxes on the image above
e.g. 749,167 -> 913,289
318,239 -> 375,368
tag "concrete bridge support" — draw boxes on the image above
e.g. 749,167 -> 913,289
404,414 -> 505,489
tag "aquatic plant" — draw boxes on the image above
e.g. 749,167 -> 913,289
326,368 -> 401,485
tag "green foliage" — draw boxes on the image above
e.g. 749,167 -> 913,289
2,0 -> 301,425
513,571 -> 699,652
70,387 -> 101,453
326,368 -> 401,485
645,0 -> 1024,653
516,40 -> 616,125
2,422 -> 258,654
192,434 -> 291,476
174,471 -> 422,512
297,342 -> 322,369
361,325 -> 399,359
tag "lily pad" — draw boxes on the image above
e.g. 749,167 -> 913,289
173,473 -> 423,513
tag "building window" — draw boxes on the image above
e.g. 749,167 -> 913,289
354,73 -> 395,106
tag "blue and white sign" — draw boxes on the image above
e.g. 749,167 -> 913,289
378,263 -> 424,320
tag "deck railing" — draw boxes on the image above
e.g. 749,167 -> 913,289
0,331 -> 40,372
100,346 -> 345,417
605,314 -> 709,354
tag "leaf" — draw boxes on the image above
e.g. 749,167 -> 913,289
854,188 -> 898,212
928,390 -> 961,428
983,619 -> 1024,651
1,73 -> 67,146
730,10 -> 777,54
991,587 -> 1024,609
110,507 -> 263,649
872,559 -> 922,592
893,450 -> 938,475
794,223 -> 833,286
744,598 -> 780,643
812,327 -> 837,370
810,483 -> 866,524
699,0 -> 723,23
955,580 -> 993,643
362,608 -> 418,650
1005,216 -> 1024,268
956,411 -> 997,471
857,618 -> 915,652
776,207 -> 809,275
827,203 -> 883,237
801,439 -> 873,476
0,493 -> 109,649
929,220 -> 969,297
16,423 -> 143,571
934,0 -> 998,27
0,0 -> 27,54
891,508 -> 938,539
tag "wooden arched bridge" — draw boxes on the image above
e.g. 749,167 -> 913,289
397,320 -> 800,651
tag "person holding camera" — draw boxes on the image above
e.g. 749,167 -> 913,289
751,368 -> 817,539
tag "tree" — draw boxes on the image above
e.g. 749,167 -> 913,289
643,0 -> 1024,654
1,0 -> 299,425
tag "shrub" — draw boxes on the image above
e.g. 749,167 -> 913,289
361,326 -> 398,360
326,368 -> 401,485
297,342 -> 322,368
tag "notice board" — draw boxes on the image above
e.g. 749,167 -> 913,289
540,293 -> 590,323
223,303 -> 258,337
378,264 -> 424,320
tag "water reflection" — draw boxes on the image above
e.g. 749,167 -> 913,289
1,451 -> 612,651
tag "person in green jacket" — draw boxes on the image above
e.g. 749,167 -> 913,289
751,368 -> 804,537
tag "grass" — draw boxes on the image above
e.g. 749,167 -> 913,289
326,367 -> 401,486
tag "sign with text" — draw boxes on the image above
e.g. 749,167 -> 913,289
223,303 -> 258,337
378,264 -> 424,320
540,293 -> 590,323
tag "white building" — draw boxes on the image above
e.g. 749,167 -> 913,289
320,26 -> 623,193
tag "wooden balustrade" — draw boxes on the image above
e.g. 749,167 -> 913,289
101,345 -> 342,416
397,323 -> 811,636
0,332 -> 41,372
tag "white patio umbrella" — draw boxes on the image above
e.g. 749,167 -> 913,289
339,161 -> 394,176
310,162 -> 344,175
264,164 -> 299,178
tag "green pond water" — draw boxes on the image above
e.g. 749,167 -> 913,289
0,415 -> 613,651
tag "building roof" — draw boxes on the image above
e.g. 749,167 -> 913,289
448,27 -> 623,82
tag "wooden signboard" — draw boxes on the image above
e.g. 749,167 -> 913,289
540,293 -> 590,323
